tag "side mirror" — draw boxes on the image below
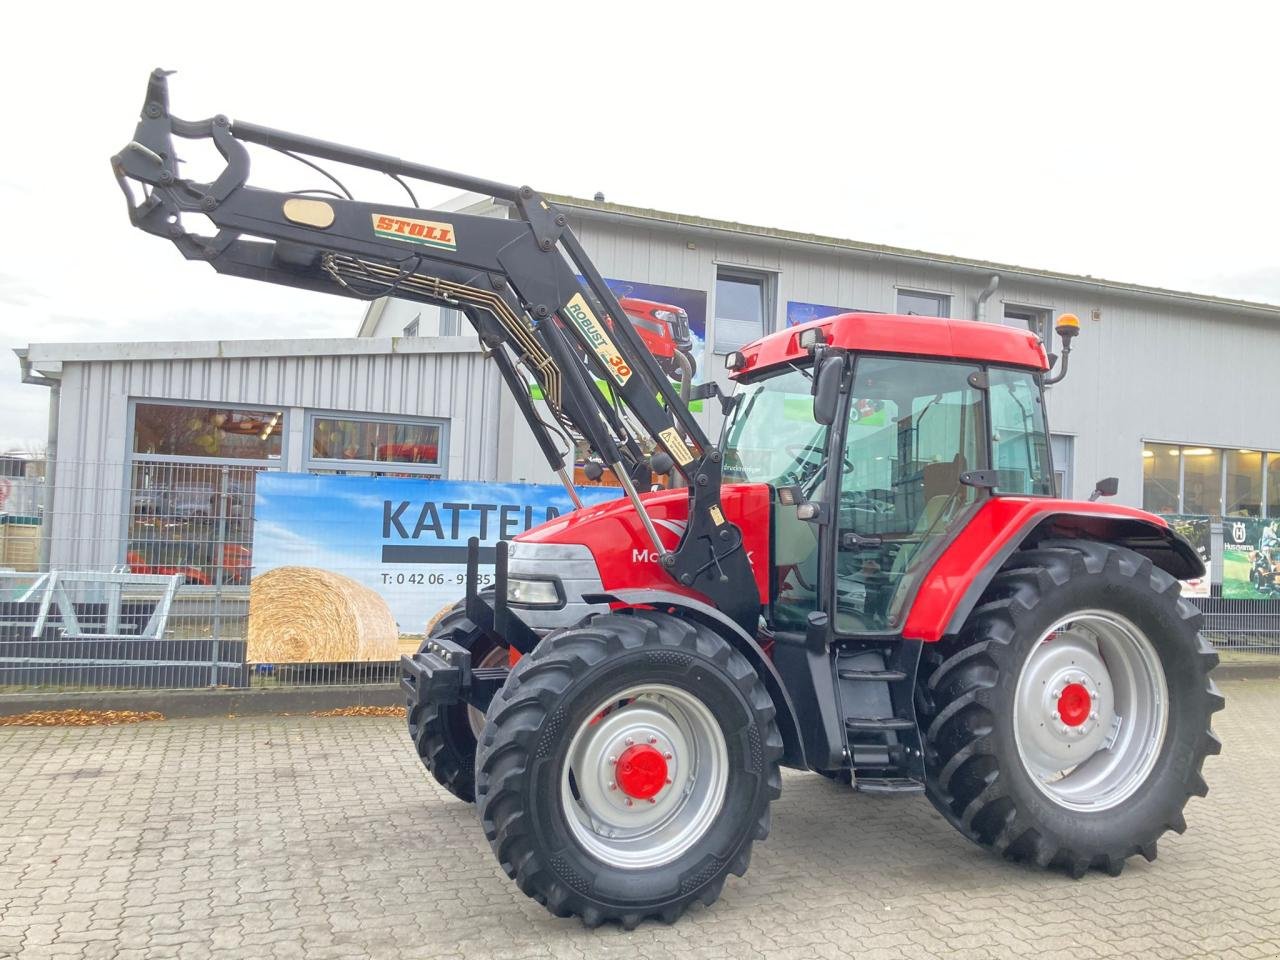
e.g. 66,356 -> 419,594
1089,476 -> 1119,501
812,355 -> 844,426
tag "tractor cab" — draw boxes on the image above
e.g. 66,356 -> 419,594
723,313 -> 1054,634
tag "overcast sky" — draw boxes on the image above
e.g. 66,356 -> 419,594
4,3 -> 1278,451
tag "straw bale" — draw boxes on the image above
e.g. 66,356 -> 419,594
248,566 -> 399,662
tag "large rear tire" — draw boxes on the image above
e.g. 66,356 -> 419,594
475,610 -> 782,928
918,539 -> 1223,877
406,595 -> 503,803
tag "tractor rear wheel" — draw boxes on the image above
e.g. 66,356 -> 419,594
475,610 -> 782,928
406,594 -> 503,803
918,539 -> 1223,877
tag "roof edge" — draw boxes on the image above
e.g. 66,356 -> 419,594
546,194 -> 1280,317
23,336 -> 485,365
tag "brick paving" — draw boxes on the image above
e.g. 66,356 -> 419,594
0,679 -> 1276,960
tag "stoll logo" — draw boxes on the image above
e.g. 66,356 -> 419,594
371,214 -> 457,251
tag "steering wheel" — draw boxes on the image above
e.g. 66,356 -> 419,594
840,489 -> 893,515
784,443 -> 855,473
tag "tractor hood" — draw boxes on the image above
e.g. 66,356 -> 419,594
516,483 -> 772,602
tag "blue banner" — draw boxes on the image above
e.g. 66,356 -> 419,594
251,473 -> 620,650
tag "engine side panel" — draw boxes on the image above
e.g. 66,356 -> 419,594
515,483 -> 773,603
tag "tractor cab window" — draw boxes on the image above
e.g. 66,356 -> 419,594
989,368 -> 1053,496
723,366 -> 828,629
835,357 -> 984,634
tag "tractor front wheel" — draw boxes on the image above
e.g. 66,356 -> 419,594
919,539 -> 1223,877
475,610 -> 782,928
406,594 -> 503,803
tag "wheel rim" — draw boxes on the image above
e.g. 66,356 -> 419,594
1013,609 -> 1169,812
466,647 -> 507,739
559,683 -> 728,869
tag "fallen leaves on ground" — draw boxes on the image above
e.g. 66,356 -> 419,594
310,705 -> 406,718
0,709 -> 166,727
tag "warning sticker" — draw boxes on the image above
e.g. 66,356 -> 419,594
563,293 -> 632,386
659,427 -> 696,467
709,505 -> 726,527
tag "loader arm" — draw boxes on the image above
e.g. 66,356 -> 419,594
111,69 -> 760,632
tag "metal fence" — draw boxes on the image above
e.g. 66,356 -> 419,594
1,455 -> 1277,698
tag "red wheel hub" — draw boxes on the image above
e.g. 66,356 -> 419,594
615,744 -> 668,800
1057,682 -> 1092,727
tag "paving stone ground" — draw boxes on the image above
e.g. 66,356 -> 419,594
1,678 -> 1276,960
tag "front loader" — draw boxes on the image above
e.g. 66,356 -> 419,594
113,71 -> 1223,929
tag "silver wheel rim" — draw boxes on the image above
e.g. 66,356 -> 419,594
559,683 -> 728,869
1013,609 -> 1168,812
467,647 -> 506,739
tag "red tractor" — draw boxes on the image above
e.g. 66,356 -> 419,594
115,72 -> 1223,930
616,296 -> 696,381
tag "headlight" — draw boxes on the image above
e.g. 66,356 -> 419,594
626,312 -> 668,336
652,309 -> 682,325
506,576 -> 563,608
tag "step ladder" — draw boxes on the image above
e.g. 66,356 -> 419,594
834,643 -> 925,794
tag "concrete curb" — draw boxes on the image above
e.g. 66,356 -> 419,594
1214,659 -> 1280,682
0,684 -> 404,719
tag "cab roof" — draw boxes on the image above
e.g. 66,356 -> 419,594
731,313 -> 1050,377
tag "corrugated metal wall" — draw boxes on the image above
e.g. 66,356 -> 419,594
47,342 -> 503,570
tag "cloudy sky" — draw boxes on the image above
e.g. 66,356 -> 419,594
4,3 -> 1278,450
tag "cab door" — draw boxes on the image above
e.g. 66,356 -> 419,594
831,355 -> 987,634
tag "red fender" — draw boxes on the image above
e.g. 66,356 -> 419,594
903,498 -> 1204,643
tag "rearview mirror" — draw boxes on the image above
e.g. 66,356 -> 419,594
812,355 -> 844,426
1088,476 -> 1119,501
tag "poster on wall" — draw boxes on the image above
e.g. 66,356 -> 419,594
1164,515 -> 1212,598
1222,517 -> 1280,599
786,300 -> 864,327
579,276 -> 708,385
248,473 -> 620,663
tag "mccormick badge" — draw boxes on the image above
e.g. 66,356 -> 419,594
371,214 -> 457,251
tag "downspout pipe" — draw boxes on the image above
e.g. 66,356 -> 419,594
14,349 -> 58,571
976,274 -> 1000,323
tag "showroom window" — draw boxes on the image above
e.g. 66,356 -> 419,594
128,400 -> 283,584
714,270 -> 772,353
133,402 -> 283,462
1225,449 -> 1264,517
896,289 -> 951,318
1142,442 -> 1279,516
308,413 -> 447,477
1142,442 -> 1182,513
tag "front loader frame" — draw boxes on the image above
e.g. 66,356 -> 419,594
113,69 -> 760,634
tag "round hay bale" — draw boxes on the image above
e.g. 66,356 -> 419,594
424,601 -> 456,636
248,566 -> 399,663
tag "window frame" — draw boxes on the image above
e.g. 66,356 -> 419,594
712,267 -> 776,354
894,287 -> 952,318
1050,433 -> 1075,499
1002,302 -> 1055,356
304,410 -> 450,477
